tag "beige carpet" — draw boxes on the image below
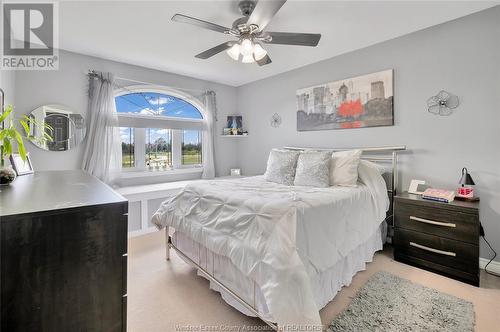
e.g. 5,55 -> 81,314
128,231 -> 500,332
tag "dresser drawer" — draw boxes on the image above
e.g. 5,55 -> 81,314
395,201 -> 479,244
393,228 -> 479,275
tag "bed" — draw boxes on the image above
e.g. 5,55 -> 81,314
152,146 -> 405,330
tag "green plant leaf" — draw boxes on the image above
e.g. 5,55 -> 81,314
0,106 -> 13,123
7,128 -> 17,139
1,105 -> 55,159
17,140 -> 27,161
3,138 -> 12,155
12,130 -> 27,161
19,119 -> 30,136
20,114 -> 54,144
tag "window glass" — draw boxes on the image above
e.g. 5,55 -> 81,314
120,127 -> 134,168
115,92 -> 203,119
182,130 -> 202,166
146,128 -> 172,170
115,89 -> 204,172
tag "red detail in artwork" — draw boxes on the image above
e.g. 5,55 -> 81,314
341,121 -> 362,129
338,99 -> 363,117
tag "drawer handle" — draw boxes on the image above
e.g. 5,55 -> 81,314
410,216 -> 456,228
410,242 -> 456,257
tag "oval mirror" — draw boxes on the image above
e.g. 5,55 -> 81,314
29,104 -> 86,151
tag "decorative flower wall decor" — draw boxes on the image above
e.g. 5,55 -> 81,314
270,113 -> 282,128
427,90 -> 459,116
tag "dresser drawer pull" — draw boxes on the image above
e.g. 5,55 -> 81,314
409,242 -> 456,257
409,216 -> 456,228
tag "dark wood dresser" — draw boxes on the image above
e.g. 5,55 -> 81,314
394,192 -> 480,286
0,171 -> 128,331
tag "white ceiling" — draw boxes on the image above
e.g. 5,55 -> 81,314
59,1 -> 499,86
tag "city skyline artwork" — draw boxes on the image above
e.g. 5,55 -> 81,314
297,69 -> 394,131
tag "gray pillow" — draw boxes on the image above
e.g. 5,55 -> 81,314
294,151 -> 332,187
264,149 -> 300,185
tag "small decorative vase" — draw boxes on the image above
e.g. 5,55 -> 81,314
0,166 -> 16,185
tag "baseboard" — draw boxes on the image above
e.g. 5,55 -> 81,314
479,257 -> 500,274
128,227 -> 157,238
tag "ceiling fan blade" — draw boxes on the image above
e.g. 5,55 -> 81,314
195,41 -> 235,59
172,14 -> 230,34
247,0 -> 287,31
262,32 -> 321,46
255,54 -> 272,66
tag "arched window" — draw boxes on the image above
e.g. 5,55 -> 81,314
115,86 -> 204,172
115,92 -> 203,119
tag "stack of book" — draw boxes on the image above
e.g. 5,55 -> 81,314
422,188 -> 455,203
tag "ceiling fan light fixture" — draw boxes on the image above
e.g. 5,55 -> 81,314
240,38 -> 254,56
253,43 -> 267,61
173,0 -> 321,67
226,43 -> 240,61
241,54 -> 255,64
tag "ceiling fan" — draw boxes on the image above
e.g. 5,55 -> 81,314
171,0 -> 321,66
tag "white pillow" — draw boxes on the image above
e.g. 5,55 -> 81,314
360,160 -> 387,175
329,149 -> 362,187
358,160 -> 386,185
358,160 -> 390,213
264,149 -> 300,185
294,151 -> 331,187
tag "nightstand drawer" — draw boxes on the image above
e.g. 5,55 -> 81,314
395,202 -> 479,244
394,228 -> 479,275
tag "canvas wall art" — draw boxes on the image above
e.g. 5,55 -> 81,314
227,115 -> 243,130
296,69 -> 394,131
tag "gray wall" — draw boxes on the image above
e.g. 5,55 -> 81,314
0,70 -> 16,106
236,7 -> 500,259
11,50 -> 239,178
4,7 -> 499,260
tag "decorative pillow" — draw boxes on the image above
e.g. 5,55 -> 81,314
360,160 -> 387,175
294,151 -> 332,187
329,149 -> 362,187
264,149 -> 300,185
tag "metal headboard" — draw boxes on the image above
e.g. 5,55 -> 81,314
283,145 -> 406,227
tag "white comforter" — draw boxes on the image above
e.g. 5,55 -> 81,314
152,166 -> 389,328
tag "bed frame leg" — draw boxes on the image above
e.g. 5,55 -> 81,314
165,226 -> 171,261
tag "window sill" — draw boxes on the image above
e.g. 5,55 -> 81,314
119,167 -> 203,179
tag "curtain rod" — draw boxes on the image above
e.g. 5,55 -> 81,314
86,70 -> 208,94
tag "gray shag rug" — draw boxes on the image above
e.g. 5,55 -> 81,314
328,271 -> 475,332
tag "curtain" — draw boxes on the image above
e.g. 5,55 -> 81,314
81,72 -> 121,184
202,91 -> 217,179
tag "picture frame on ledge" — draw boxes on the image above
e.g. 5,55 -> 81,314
226,115 -> 242,130
223,115 -> 244,136
10,153 -> 34,176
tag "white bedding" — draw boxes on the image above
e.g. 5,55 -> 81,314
172,224 -> 384,321
152,167 -> 389,328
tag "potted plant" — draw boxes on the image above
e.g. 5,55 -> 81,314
0,105 -> 52,185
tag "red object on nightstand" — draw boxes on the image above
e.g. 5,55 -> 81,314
457,186 -> 474,198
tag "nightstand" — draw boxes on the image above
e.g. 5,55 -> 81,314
393,192 -> 480,286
